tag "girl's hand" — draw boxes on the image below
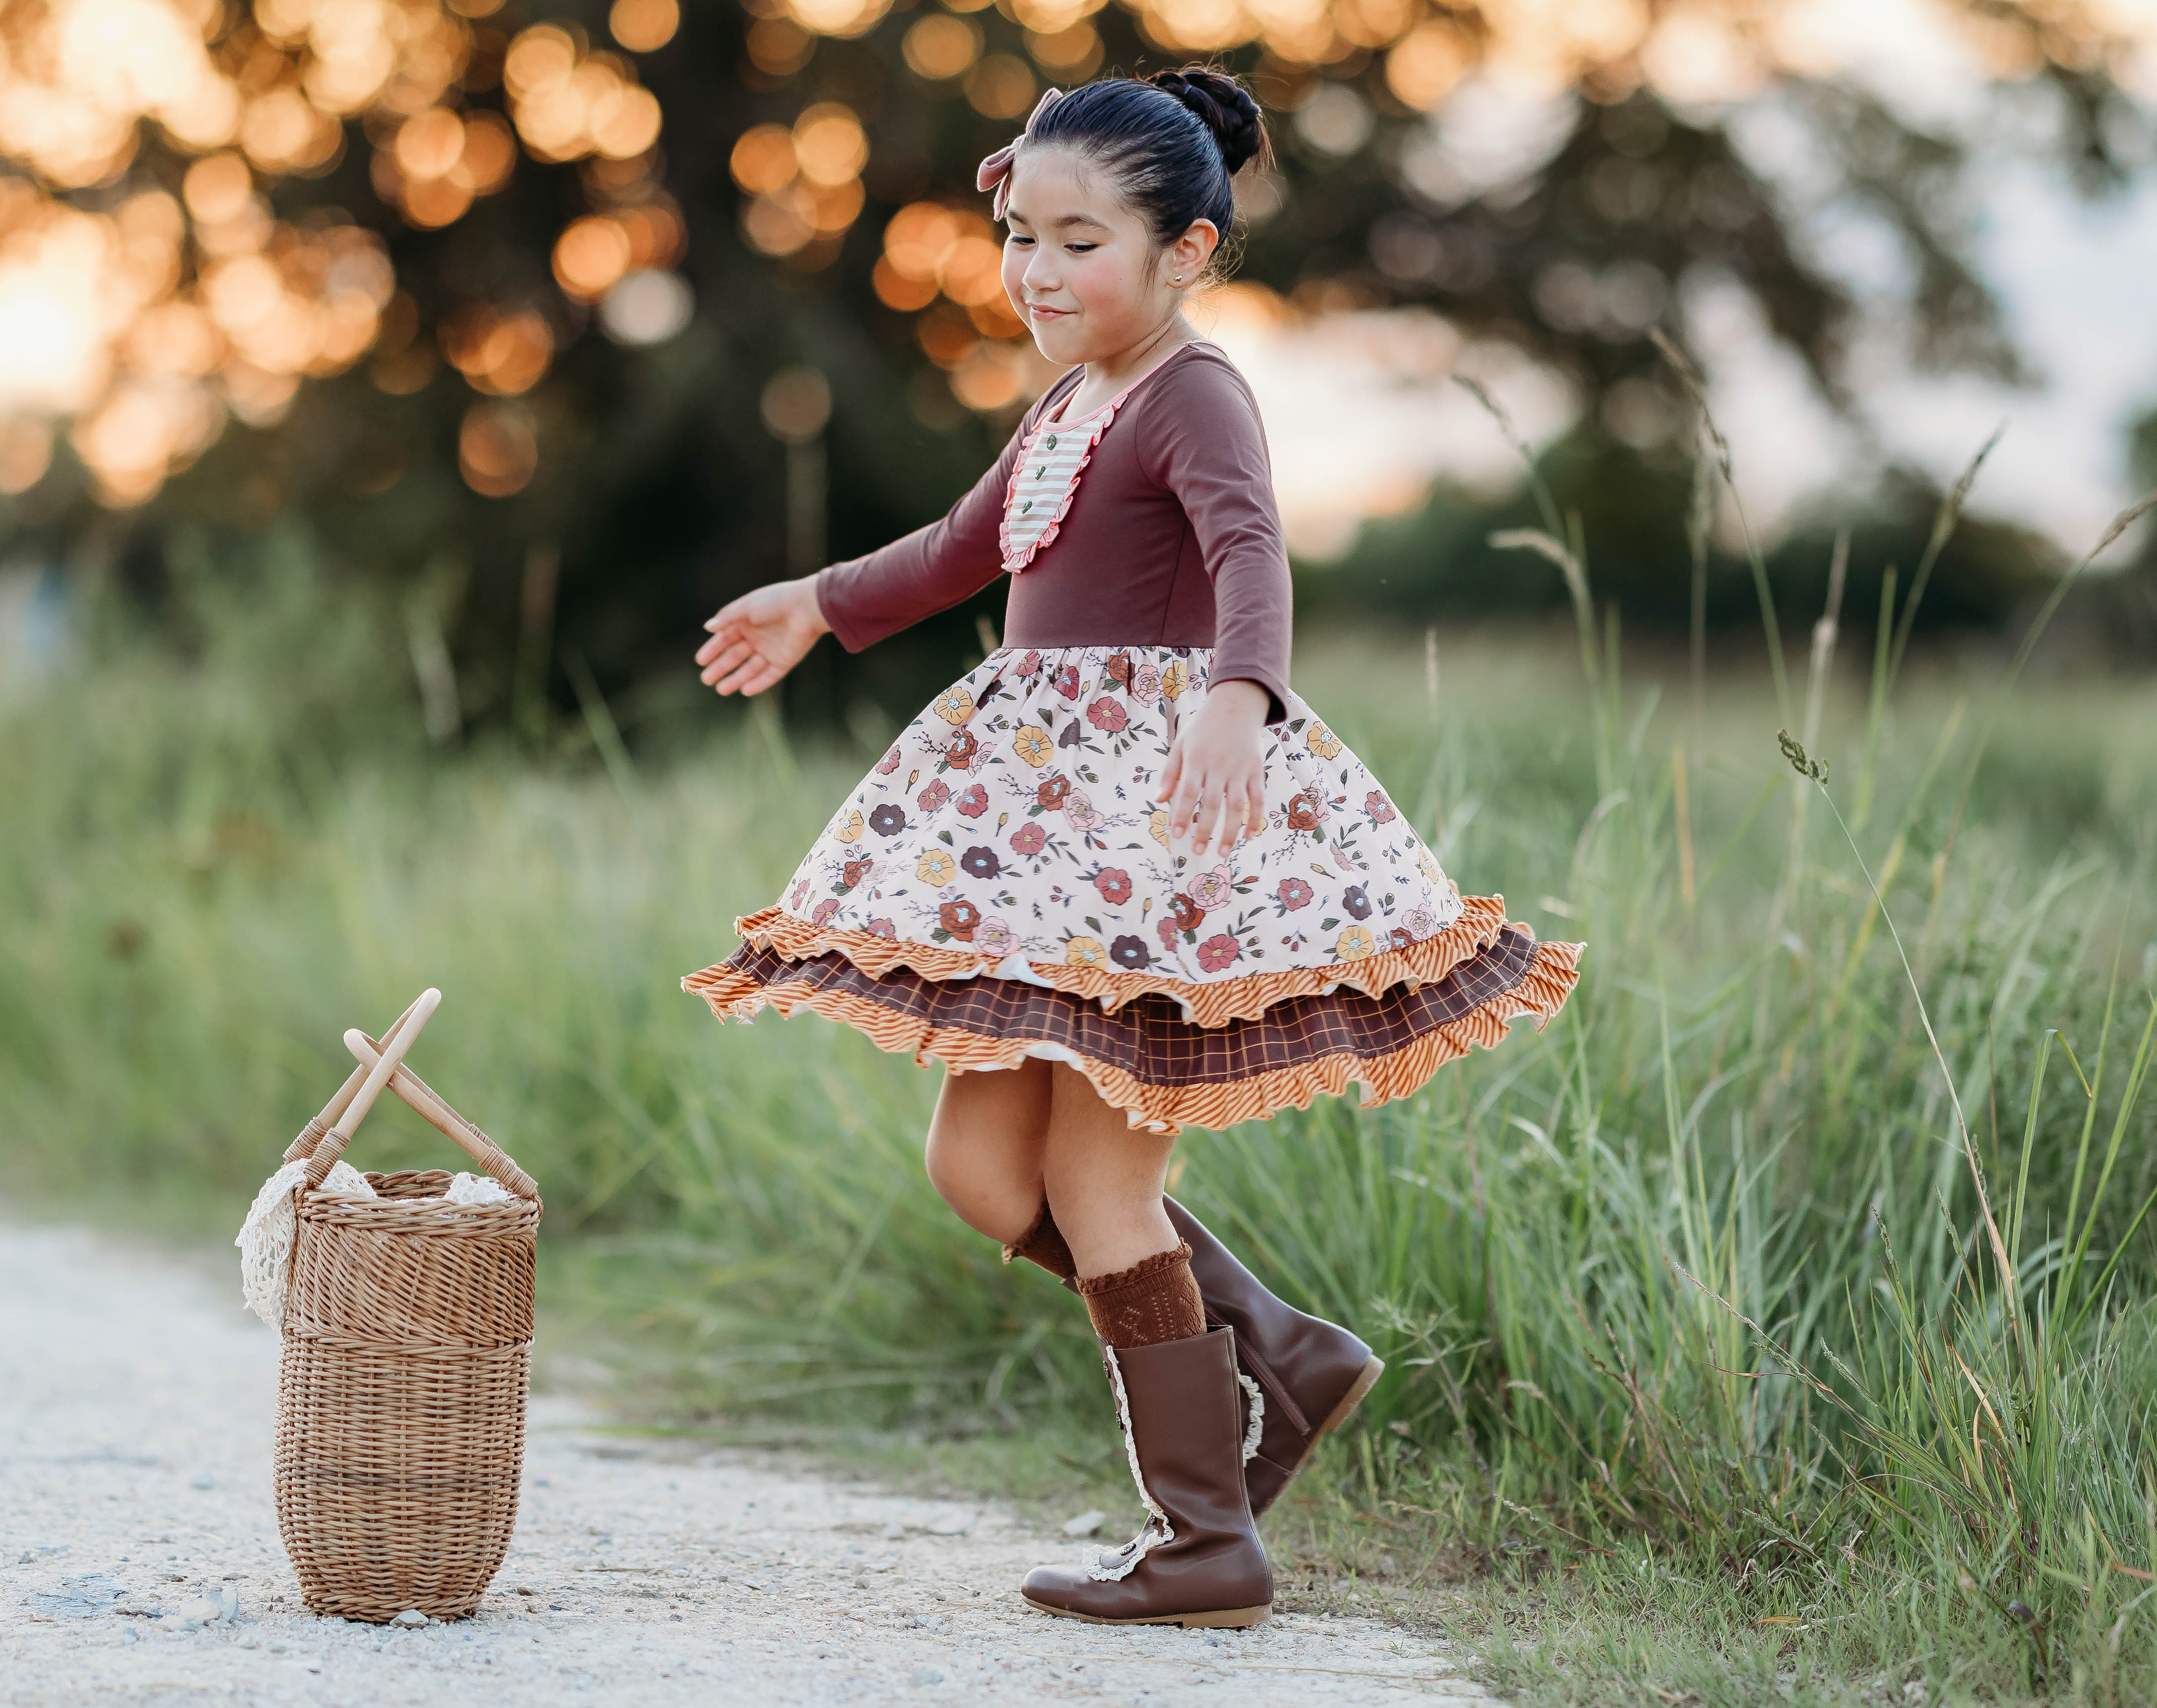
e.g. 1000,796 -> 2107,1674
695,576 -> 831,696
1159,679 -> 1270,857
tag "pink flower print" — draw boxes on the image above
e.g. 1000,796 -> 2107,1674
1086,697 -> 1127,734
1196,933 -> 1242,973
789,878 -> 812,909
917,778 -> 950,813
1331,842 -> 1357,872
1186,864 -> 1236,911
1093,867 -> 1133,905
1015,649 -> 1042,677
956,782 -> 989,818
865,917 -> 896,938
1402,906 -> 1438,941
1053,664 -> 1081,700
1276,876 -> 1314,911
1010,821 -> 1047,856
1365,790 -> 1396,823
810,897 -> 840,927
974,915 -> 1016,956
1064,790 -> 1105,833
875,745 -> 902,775
1157,915 -> 1181,951
1128,663 -> 1161,706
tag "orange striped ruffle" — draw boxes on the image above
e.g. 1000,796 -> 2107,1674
693,892 -> 1523,1030
686,939 -> 1583,1136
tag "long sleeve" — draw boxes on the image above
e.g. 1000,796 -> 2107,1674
1137,360 -> 1293,724
814,419 -> 1030,654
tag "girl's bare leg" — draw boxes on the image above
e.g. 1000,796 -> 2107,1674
923,1059 -> 1053,1244
1039,1062 -> 1178,1277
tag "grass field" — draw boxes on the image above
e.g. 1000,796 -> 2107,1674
5,535 -> 2156,1703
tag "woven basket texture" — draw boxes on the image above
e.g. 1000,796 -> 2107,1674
274,1167 -> 541,1623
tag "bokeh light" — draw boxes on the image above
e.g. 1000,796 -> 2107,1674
458,398 -> 538,495
609,0 -> 682,54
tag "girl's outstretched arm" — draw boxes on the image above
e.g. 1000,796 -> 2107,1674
696,577 -> 830,696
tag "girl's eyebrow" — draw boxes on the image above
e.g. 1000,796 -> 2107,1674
1008,207 -> 1110,232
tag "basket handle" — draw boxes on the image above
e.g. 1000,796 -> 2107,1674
302,989 -> 440,1190
285,994 -> 429,1164
341,1030 -> 542,1203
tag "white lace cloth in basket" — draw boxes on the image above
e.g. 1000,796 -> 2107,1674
236,1162 -> 513,1331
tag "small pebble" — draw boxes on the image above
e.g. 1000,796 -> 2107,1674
1061,1510 -> 1107,1538
393,1609 -> 429,1627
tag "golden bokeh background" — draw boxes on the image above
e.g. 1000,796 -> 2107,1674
0,0 -> 2149,512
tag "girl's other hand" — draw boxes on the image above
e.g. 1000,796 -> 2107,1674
696,577 -> 831,696
1159,679 -> 1270,857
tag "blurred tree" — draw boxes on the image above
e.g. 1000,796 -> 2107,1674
0,0 -> 2146,721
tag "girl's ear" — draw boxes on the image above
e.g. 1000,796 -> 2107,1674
1169,219 -> 1219,287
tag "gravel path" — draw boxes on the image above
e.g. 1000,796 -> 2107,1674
1,1221 -> 1494,1706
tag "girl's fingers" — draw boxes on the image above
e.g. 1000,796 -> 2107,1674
721,657 -> 783,696
704,596 -> 751,633
695,631 -> 746,670
711,650 -> 772,695
1189,773 -> 1221,854
699,641 -> 755,686
1244,770 -> 1268,840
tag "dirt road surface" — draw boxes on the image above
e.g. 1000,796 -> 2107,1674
1,1221 -> 1495,1707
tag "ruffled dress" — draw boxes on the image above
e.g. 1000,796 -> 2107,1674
685,345 -> 1580,1134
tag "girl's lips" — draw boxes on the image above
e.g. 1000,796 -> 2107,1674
1027,303 -> 1071,319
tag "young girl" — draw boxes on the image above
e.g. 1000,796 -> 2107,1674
687,69 -> 1581,1629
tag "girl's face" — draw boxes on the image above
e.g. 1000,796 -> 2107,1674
999,146 -> 1216,368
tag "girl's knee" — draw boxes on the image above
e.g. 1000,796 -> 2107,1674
924,1114 -> 1042,1241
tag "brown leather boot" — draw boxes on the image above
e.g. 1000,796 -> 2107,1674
1165,1196 -> 1385,1519
1022,1326 -> 1271,1627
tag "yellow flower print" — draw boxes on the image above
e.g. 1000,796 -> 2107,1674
1159,660 -> 1187,701
1334,924 -> 1375,960
1148,808 -> 1171,849
1305,722 -> 1343,759
932,685 -> 975,725
1065,935 -> 1107,968
1416,846 -> 1442,884
832,808 -> 864,844
1012,724 -> 1054,767
916,849 -> 958,887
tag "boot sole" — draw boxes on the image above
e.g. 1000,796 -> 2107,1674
1021,1594 -> 1271,1628
1271,1353 -> 1385,1502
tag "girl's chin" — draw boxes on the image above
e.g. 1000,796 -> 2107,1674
1027,318 -> 1084,359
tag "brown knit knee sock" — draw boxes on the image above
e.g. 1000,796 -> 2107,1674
1076,1243 -> 1206,1348
1001,1202 -> 1077,1280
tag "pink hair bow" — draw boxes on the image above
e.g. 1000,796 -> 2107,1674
975,86 -> 1063,221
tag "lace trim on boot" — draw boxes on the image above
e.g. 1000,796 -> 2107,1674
1238,1373 -> 1264,1465
1085,1344 -> 1177,1583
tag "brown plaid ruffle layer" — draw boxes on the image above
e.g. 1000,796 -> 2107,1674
687,925 -> 1581,1134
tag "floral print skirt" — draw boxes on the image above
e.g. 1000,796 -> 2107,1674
684,645 -> 1581,1134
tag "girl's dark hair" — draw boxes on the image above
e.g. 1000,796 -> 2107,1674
1024,67 -> 1271,265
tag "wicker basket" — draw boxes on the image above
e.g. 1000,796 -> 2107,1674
273,1002 -> 543,1623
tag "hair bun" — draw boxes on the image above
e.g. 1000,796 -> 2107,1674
1147,66 -> 1267,175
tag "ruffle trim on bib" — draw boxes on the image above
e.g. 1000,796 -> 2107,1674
998,394 -> 1124,574
685,929 -> 1581,1136
692,891 -> 1524,1029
